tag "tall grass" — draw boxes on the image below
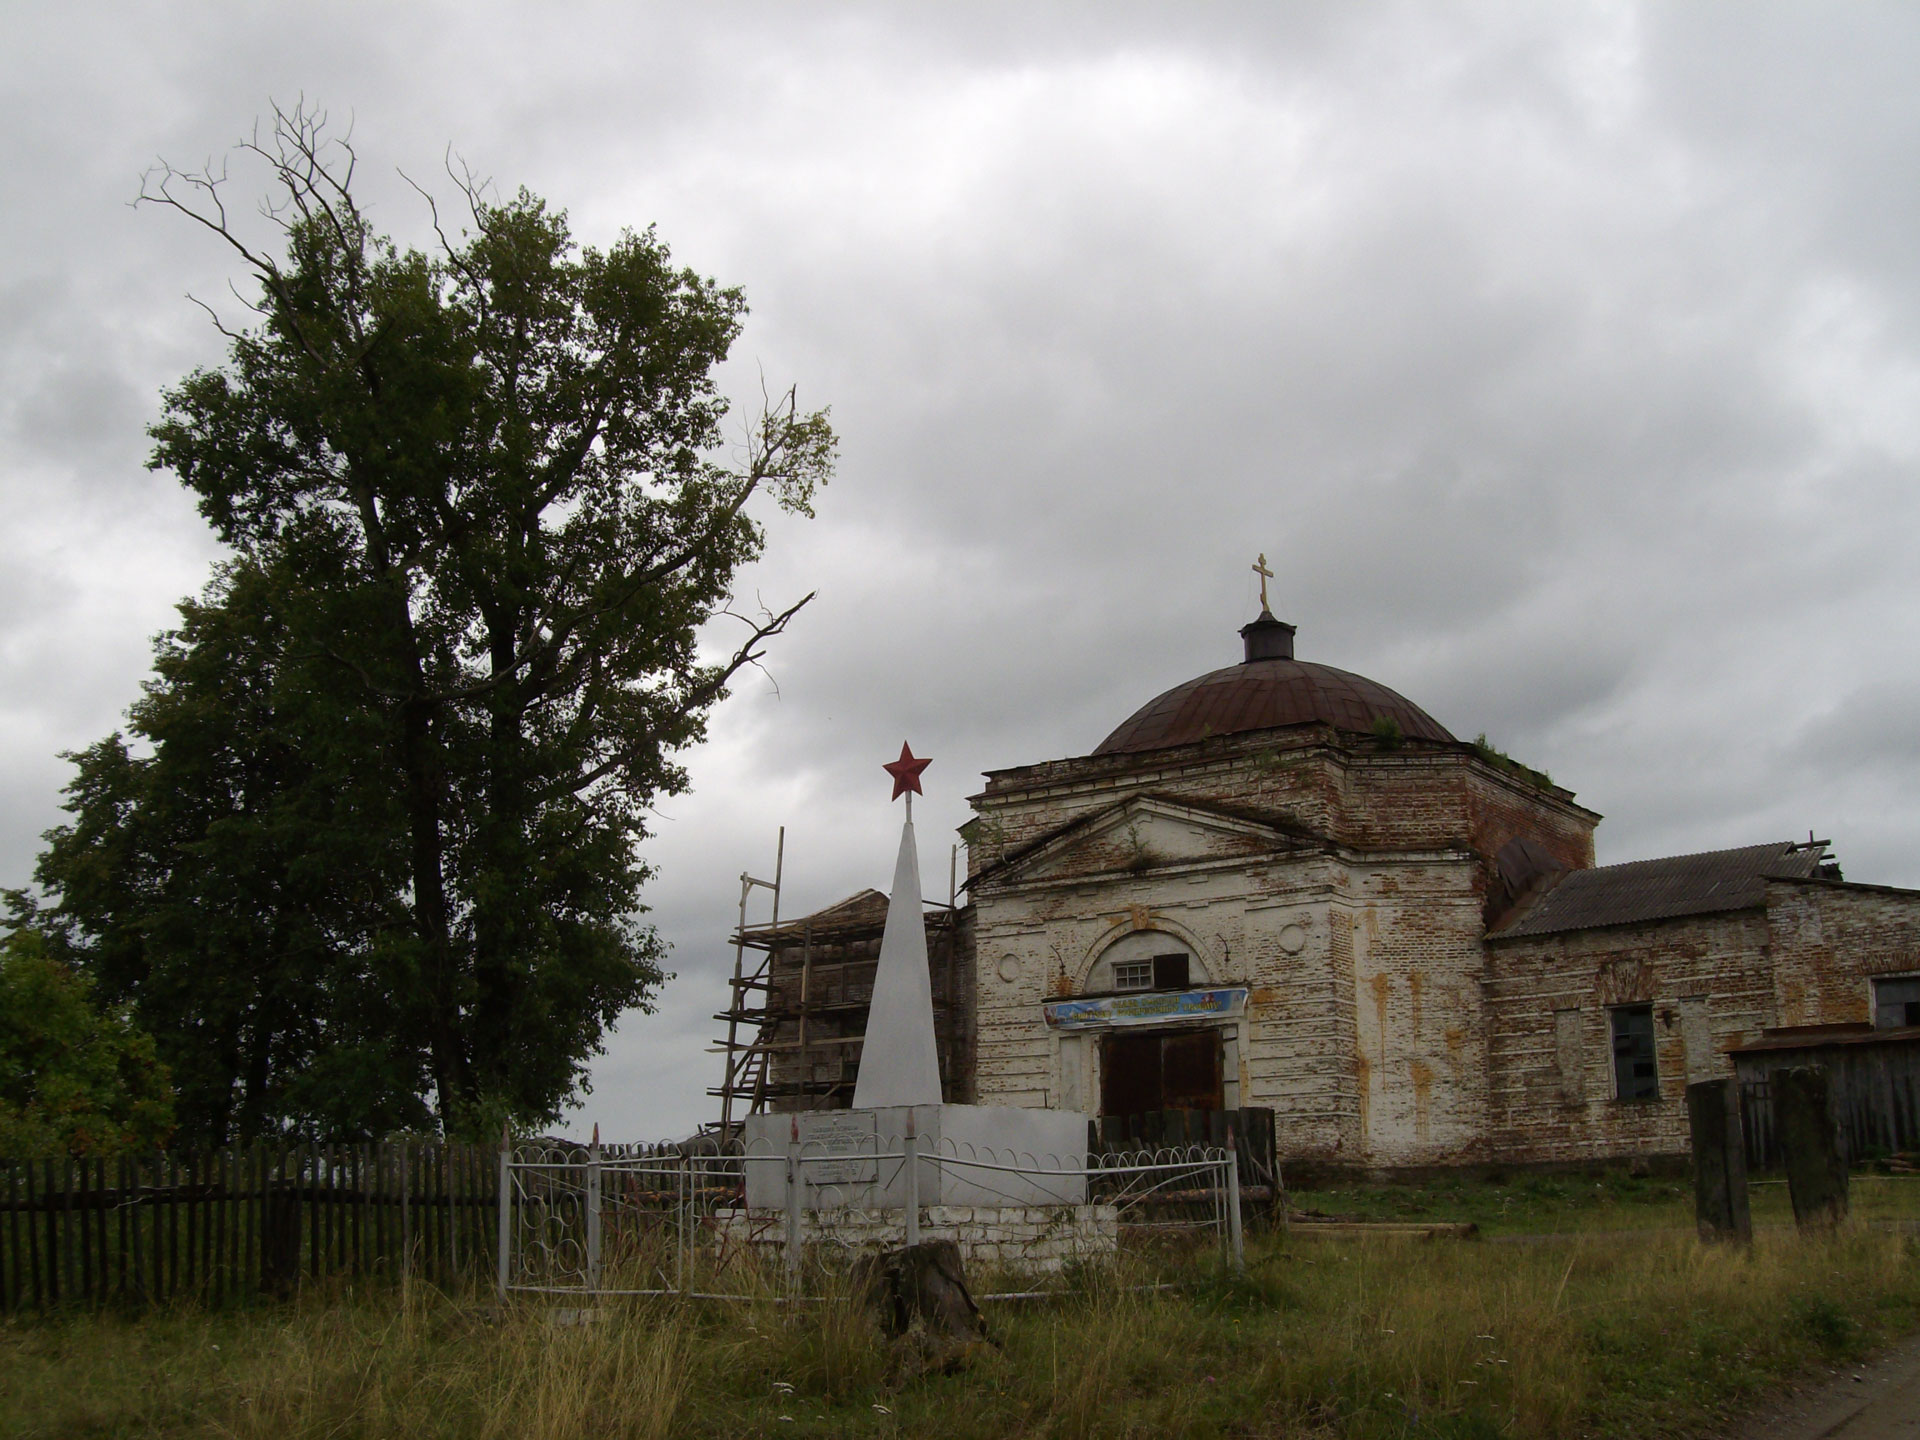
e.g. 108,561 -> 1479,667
3,1226 -> 1917,1438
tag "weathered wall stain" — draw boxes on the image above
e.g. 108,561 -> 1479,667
945,713 -> 1920,1171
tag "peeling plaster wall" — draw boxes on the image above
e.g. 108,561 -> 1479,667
1346,858 -> 1490,1165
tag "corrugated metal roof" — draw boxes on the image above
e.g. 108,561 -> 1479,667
1094,658 -> 1455,756
1490,841 -> 1826,938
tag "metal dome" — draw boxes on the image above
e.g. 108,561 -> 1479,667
1093,615 -> 1455,756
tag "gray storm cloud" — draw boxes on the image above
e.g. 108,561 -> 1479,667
3,2 -> 1917,1138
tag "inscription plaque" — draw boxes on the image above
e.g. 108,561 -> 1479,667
797,1110 -> 879,1187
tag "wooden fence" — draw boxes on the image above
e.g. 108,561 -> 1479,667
0,1141 -> 498,1311
1739,1041 -> 1920,1172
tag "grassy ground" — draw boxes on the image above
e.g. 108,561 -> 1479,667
4,1215 -> 1920,1440
1292,1169 -> 1920,1236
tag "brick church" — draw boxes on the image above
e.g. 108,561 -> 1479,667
723,598 -> 1920,1171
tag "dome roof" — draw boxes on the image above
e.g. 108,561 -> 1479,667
1093,613 -> 1455,756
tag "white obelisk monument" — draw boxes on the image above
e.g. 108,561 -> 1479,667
744,741 -> 1091,1215
851,742 -> 943,1108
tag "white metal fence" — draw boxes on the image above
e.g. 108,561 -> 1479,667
497,1135 -> 1245,1301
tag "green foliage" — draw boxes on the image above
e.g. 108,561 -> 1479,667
1791,1294 -> 1861,1354
0,922 -> 173,1157
1369,716 -> 1403,748
32,106 -> 833,1142
1469,732 -> 1554,790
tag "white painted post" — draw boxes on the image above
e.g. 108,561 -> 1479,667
903,1110 -> 920,1248
495,1127 -> 512,1301
785,1115 -> 803,1282
586,1125 -> 603,1293
1225,1130 -> 1245,1272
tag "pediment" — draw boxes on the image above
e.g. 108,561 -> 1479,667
981,795 -> 1312,888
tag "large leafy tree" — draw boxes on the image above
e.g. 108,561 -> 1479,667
0,924 -> 175,1158
33,553 -> 424,1142
32,106 -> 832,1139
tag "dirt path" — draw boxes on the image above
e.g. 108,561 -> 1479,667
1741,1331 -> 1920,1439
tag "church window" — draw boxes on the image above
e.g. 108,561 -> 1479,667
1610,1004 -> 1659,1101
1153,953 -> 1191,990
1874,976 -> 1920,1030
1113,960 -> 1153,991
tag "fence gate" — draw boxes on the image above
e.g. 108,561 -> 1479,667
499,1135 -> 1244,1301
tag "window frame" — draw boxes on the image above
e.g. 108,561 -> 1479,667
1151,953 -> 1191,992
1111,959 -> 1154,992
1609,1002 -> 1660,1102
1873,975 -> 1920,1031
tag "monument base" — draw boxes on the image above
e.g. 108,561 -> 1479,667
714,1202 -> 1118,1273
743,1103 -> 1090,1209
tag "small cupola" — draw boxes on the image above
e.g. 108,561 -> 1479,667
1239,610 -> 1296,663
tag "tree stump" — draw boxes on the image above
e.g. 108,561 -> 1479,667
852,1239 -> 991,1371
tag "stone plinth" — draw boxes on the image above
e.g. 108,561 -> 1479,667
714,1203 -> 1118,1273
743,1103 -> 1090,1210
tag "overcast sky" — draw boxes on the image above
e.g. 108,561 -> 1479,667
6,3 -> 1919,1140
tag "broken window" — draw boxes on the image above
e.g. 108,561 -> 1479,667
1152,953 -> 1190,991
1874,976 -> 1920,1030
1610,1004 -> 1659,1101
1112,960 -> 1153,992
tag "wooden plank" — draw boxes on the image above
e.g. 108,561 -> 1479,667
384,1141 -> 395,1274
326,1144 -> 339,1279
353,1144 -> 363,1276
94,1156 -> 109,1307
2,1162 -> 16,1311
1,1162 -> 13,1311
371,1142 -> 384,1274
75,1157 -> 91,1307
249,1142 -> 262,1299
304,1145 -> 317,1283
229,1145 -> 242,1302
318,1145 -> 331,1280
114,1155 -> 127,1304
204,1152 -> 218,1306
448,1144 -> 459,1281
214,1148 -> 229,1306
128,1154 -> 144,1305
349,1145 -> 360,1279
26,1160 -> 43,1309
49,1159 -> 66,1306
399,1139 -> 410,1280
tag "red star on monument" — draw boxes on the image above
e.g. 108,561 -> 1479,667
883,742 -> 931,800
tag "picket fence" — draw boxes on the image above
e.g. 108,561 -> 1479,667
0,1141 -> 498,1311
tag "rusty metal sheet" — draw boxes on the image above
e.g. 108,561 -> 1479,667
1092,658 -> 1455,756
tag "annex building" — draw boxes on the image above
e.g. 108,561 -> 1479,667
716,604 -> 1920,1171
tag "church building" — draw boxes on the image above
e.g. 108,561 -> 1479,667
723,597 -> 1920,1172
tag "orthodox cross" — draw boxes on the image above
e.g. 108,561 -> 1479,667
1252,553 -> 1274,613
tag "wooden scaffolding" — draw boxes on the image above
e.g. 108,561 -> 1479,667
708,832 -> 974,1134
